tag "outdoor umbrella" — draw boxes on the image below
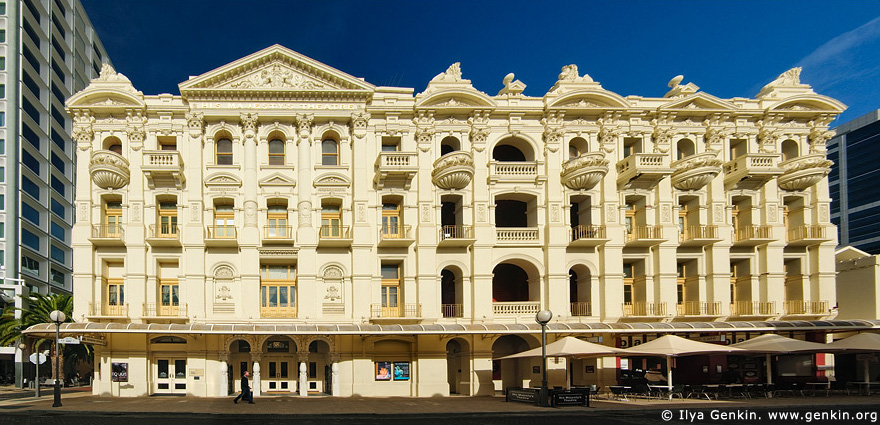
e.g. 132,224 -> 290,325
624,335 -> 746,392
497,336 -> 626,388
731,334 -> 830,385
827,333 -> 880,384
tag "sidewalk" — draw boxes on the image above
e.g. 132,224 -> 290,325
1,390 -> 879,416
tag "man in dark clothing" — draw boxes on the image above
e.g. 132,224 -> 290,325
233,371 -> 254,404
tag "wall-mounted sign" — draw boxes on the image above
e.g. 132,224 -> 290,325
111,362 -> 128,382
393,362 -> 410,381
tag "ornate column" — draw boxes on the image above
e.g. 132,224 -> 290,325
219,352 -> 229,397
298,352 -> 310,397
241,113 -> 260,236
330,354 -> 341,396
250,353 -> 261,397
296,114 -> 315,244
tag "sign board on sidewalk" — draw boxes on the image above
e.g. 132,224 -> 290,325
79,335 -> 106,346
58,336 -> 80,345
29,353 -> 47,365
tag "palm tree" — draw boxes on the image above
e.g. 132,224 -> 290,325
0,293 -> 88,384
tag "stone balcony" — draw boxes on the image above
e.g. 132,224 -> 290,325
616,153 -> 673,189
142,303 -> 189,321
378,225 -> 415,248
146,225 -> 181,247
732,225 -> 775,246
670,153 -> 722,190
318,225 -> 353,247
263,225 -> 295,244
570,302 -> 592,317
676,301 -> 723,317
370,303 -> 422,321
432,151 -> 474,190
142,150 -> 185,189
89,150 -> 130,190
560,152 -> 608,191
569,225 -> 609,247
622,302 -> 667,318
678,225 -> 722,247
89,225 -> 125,247
438,225 -> 475,247
783,300 -> 830,316
777,154 -> 833,191
205,225 -> 238,247
493,301 -> 540,316
375,151 -> 418,189
730,301 -> 776,317
488,161 -> 543,184
86,302 -> 129,320
496,227 -> 541,246
625,225 -> 666,247
723,153 -> 783,190
786,225 -> 832,246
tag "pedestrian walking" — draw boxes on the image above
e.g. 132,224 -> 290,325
233,371 -> 254,404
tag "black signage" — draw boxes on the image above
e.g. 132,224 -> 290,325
506,387 -> 539,404
551,389 -> 590,407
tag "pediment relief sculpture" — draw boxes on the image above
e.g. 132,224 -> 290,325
314,174 -> 351,188
223,62 -> 333,90
204,173 -> 242,187
259,173 -> 296,187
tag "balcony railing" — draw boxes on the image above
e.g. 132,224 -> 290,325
206,225 -> 238,239
149,224 -> 180,238
370,303 -> 421,318
733,225 -> 774,243
261,306 -> 298,318
723,153 -> 782,189
784,300 -> 829,315
442,304 -> 464,318
570,301 -> 592,317
571,225 -> 606,241
730,301 -> 776,316
264,225 -> 294,240
380,225 -> 412,239
680,225 -> 718,241
616,153 -> 673,189
626,225 -> 664,244
375,151 -> 418,189
622,302 -> 667,317
786,225 -> 830,246
492,161 -> 538,176
142,150 -> 185,189
319,225 -> 351,239
676,301 -> 722,316
496,227 -> 539,243
88,302 -> 128,317
493,301 -> 540,315
92,225 -> 124,239
143,302 -> 188,318
440,225 -> 473,240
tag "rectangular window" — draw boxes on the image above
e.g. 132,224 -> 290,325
50,245 -> 64,263
0,29 -> 5,43
159,279 -> 179,315
266,205 -> 288,238
260,265 -> 296,318
103,201 -> 122,237
0,194 -> 4,210
51,128 -> 66,151
22,97 -> 41,125
0,56 -> 5,70
0,111 -> 5,127
0,138 -> 5,154
51,269 -> 64,286
22,256 -> 40,275
51,151 -> 65,173
22,229 -> 40,250
321,140 -> 338,165
50,221 -> 65,241
158,201 -> 178,237
50,175 -> 65,195
381,202 -> 402,238
0,222 -> 4,238
51,105 -> 67,127
104,278 -> 124,315
22,149 -> 41,175
320,205 -> 342,238
22,202 -> 40,225
0,166 -> 4,182
381,264 -> 401,316
0,3 -> 6,15
24,176 -> 41,200
212,204 -> 234,238
0,84 -> 5,99
23,122 -> 42,152
50,198 -> 65,218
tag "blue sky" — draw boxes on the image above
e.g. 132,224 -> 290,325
80,0 -> 880,125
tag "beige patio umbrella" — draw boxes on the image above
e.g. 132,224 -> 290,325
828,333 -> 880,383
497,336 -> 626,388
731,334 -> 830,385
625,335 -> 746,392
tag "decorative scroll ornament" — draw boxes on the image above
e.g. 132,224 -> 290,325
808,122 -> 834,154
240,113 -> 259,138
296,114 -> 313,139
431,62 -> 463,82
651,119 -> 674,153
703,121 -> 730,153
756,120 -> 781,153
597,118 -> 620,153
72,112 -> 95,148
468,111 -> 490,152
350,112 -> 370,139
542,112 -> 565,147
186,112 -> 204,137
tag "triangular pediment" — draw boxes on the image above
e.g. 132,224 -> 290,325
660,92 -> 739,111
259,173 -> 296,187
179,45 -> 375,96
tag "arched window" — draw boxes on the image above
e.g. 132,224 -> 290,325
322,139 -> 338,165
781,139 -> 799,161
216,139 -> 233,165
677,139 -> 695,160
104,136 -> 123,154
268,139 -> 285,165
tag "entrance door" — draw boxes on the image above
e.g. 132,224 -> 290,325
156,358 -> 186,394
266,360 -> 292,392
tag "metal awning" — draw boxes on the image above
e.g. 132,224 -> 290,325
21,319 -> 880,338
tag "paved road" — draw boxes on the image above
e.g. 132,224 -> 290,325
2,405 -> 879,425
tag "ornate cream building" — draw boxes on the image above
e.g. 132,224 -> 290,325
34,45 -> 870,397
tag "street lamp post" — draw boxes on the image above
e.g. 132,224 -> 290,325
535,310 -> 553,407
49,310 -> 66,408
